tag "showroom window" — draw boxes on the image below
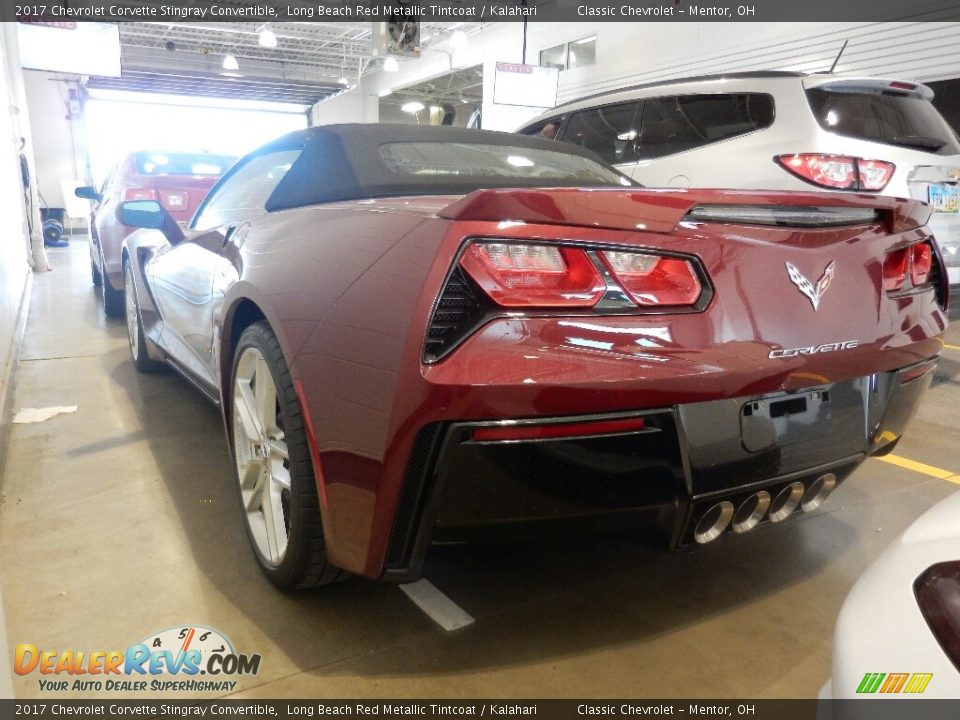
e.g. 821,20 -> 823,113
562,103 -> 641,165
193,148 -> 301,231
539,36 -> 597,71
636,93 -> 775,160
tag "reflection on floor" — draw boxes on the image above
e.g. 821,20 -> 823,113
0,239 -> 957,699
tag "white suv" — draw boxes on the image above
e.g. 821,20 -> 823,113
518,71 -> 960,297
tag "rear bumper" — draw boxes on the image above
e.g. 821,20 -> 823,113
382,360 -> 936,581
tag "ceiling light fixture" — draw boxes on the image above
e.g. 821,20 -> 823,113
222,54 -> 239,71
402,101 -> 426,114
258,28 -> 277,48
378,88 -> 393,97
339,75 -> 350,86
383,57 -> 400,72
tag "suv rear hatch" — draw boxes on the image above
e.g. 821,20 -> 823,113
802,76 -> 960,285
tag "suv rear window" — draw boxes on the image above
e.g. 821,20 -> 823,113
135,152 -> 236,176
635,93 -> 774,160
806,88 -> 960,155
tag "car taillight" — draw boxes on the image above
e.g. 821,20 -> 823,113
122,187 -> 158,201
914,561 -> 960,672
459,242 -> 606,307
911,243 -> 932,286
883,240 -> 936,293
775,154 -> 895,191
600,251 -> 701,306
458,241 -> 706,310
883,248 -> 909,291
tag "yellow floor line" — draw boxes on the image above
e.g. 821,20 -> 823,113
942,343 -> 960,351
876,454 -> 960,484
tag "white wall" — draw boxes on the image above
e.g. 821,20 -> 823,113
314,21 -> 960,131
0,25 -> 35,455
310,89 -> 379,125
22,70 -> 84,210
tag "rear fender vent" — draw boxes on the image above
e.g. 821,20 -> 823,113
423,266 -> 488,364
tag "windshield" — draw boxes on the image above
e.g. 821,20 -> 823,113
378,142 -> 634,187
806,88 -> 960,155
135,152 -> 237,176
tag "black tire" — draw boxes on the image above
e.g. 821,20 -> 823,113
123,262 -> 164,373
231,321 -> 346,590
102,268 -> 124,318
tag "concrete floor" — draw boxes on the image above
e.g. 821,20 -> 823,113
1,238 -> 957,700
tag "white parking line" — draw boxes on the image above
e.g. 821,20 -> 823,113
400,579 -> 475,632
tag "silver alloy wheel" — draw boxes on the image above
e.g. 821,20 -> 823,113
232,347 -> 291,567
124,265 -> 139,360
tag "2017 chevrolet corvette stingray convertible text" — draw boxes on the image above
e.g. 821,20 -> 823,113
118,125 -> 947,590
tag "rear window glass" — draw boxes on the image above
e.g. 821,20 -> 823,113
636,93 -> 774,160
135,152 -> 236,176
806,88 -> 960,155
378,142 -> 631,186
562,102 -> 641,165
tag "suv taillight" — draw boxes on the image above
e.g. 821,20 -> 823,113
122,187 -> 158,201
775,154 -> 895,191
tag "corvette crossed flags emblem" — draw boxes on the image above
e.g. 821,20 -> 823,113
785,261 -> 835,311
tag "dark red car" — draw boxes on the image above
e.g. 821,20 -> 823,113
76,151 -> 236,317
116,125 -> 946,590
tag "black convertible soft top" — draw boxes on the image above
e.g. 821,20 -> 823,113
247,124 -> 634,212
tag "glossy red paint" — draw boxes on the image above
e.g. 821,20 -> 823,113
261,188 -> 946,578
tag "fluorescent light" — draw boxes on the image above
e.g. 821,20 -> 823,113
222,54 -> 239,71
258,28 -> 277,48
574,36 -> 597,45
449,31 -> 468,51
402,101 -> 425,114
383,57 -> 399,72
507,155 -> 534,167
338,75 -> 350,86
378,88 -> 393,97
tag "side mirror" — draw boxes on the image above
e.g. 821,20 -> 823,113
75,186 -> 101,202
117,200 -> 185,245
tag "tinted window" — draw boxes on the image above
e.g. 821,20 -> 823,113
378,142 -> 630,186
636,93 -> 774,160
562,103 -> 641,165
519,118 -> 563,140
806,88 -> 960,155
134,152 -> 236,176
193,149 -> 300,231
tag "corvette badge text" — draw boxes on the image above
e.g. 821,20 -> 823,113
769,340 -> 859,359
13,626 -> 261,692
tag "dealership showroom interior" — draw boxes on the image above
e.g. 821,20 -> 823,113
3,3 -> 960,705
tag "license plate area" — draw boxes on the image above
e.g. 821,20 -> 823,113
741,389 -> 832,453
928,184 -> 959,214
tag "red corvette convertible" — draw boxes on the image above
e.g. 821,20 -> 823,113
117,125 -> 946,589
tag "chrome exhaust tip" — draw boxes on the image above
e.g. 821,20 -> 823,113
693,501 -> 734,544
731,491 -> 771,534
801,473 -> 837,512
769,482 -> 805,523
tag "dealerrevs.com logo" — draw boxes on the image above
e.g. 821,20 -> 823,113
14,625 -> 262,692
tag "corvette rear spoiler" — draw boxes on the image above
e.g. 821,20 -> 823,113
438,187 -> 931,234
